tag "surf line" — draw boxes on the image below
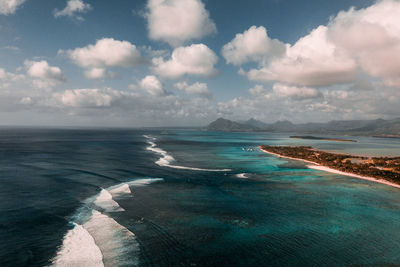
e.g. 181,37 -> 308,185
144,135 -> 231,172
52,178 -> 163,267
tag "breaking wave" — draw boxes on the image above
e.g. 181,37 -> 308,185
144,135 -> 231,172
52,178 -> 163,267
51,222 -> 104,267
93,189 -> 125,212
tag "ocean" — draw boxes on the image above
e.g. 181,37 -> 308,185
2,128 -> 400,266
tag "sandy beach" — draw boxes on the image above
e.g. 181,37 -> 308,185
259,147 -> 320,165
308,165 -> 400,189
260,147 -> 400,189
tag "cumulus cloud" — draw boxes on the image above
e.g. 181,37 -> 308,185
146,0 -> 216,46
84,68 -> 118,79
248,85 -> 267,96
222,26 -> 285,66
54,0 -> 91,20
242,0 -> 400,89
140,75 -> 166,96
247,26 -> 357,87
174,81 -> 211,98
0,68 -> 23,81
63,38 -> 141,79
328,0 -> 400,88
152,43 -> 218,78
272,83 -> 321,100
65,38 -> 141,68
25,60 -> 65,82
0,0 -> 25,15
56,88 -> 120,108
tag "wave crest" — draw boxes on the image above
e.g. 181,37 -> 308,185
144,135 -> 231,172
52,178 -> 163,266
93,189 -> 125,212
52,223 -> 104,267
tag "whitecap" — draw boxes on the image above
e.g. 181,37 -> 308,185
128,178 -> 164,186
52,223 -> 104,267
108,183 -> 131,195
53,178 -> 164,266
143,135 -> 231,172
236,173 -> 248,179
83,210 -> 140,267
93,189 -> 124,212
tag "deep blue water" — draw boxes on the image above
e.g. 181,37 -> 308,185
1,128 -> 400,266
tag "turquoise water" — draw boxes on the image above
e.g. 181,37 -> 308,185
1,129 -> 400,266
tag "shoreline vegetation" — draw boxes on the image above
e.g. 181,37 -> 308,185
260,145 -> 400,189
290,136 -> 356,142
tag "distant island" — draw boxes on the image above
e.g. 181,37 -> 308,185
260,145 -> 400,188
206,117 -> 400,137
290,136 -> 356,142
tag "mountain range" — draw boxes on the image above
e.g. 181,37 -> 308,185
206,118 -> 400,137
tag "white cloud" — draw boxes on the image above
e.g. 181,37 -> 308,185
54,0 -> 91,20
0,68 -> 23,81
152,43 -> 218,78
140,75 -> 166,96
247,26 -> 357,87
244,0 -> 400,89
56,88 -> 120,108
222,26 -> 285,66
84,68 -> 118,79
65,38 -> 141,69
20,96 -> 32,105
174,81 -> 211,98
84,68 -> 106,79
146,0 -> 216,46
0,0 -> 25,15
63,38 -> 141,79
248,84 -> 267,96
328,0 -> 400,88
272,83 -> 321,100
25,60 -> 65,82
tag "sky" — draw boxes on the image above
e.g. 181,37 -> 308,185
1,0 -> 400,127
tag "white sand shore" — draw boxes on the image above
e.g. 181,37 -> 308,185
259,147 -> 319,165
308,165 -> 400,189
260,147 -> 400,189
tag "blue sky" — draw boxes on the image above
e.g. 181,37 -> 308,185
0,0 -> 398,126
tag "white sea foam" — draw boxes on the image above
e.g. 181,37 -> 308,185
236,173 -> 248,179
109,183 -> 131,195
128,178 -> 164,186
93,189 -> 125,212
83,210 -> 140,267
53,178 -> 164,266
144,135 -> 231,172
52,223 -> 104,267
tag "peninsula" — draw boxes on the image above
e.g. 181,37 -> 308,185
260,145 -> 400,187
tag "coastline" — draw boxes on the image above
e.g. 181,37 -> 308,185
259,147 -> 320,165
259,147 -> 400,189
